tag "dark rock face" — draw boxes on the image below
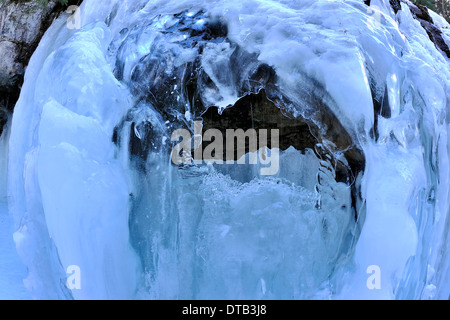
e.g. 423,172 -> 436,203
202,90 -> 318,155
389,0 -> 402,14
365,0 -> 401,14
201,90 -> 365,186
0,0 -> 57,108
0,0 -> 81,135
0,108 -> 8,137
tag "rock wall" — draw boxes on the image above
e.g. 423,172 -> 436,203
0,0 -> 79,136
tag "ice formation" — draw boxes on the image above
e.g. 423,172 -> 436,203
0,0 -> 449,299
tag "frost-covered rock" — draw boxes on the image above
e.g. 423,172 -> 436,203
0,0 -> 69,139
0,0 -> 60,93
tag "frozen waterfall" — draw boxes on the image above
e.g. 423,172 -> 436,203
1,0 -> 449,299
